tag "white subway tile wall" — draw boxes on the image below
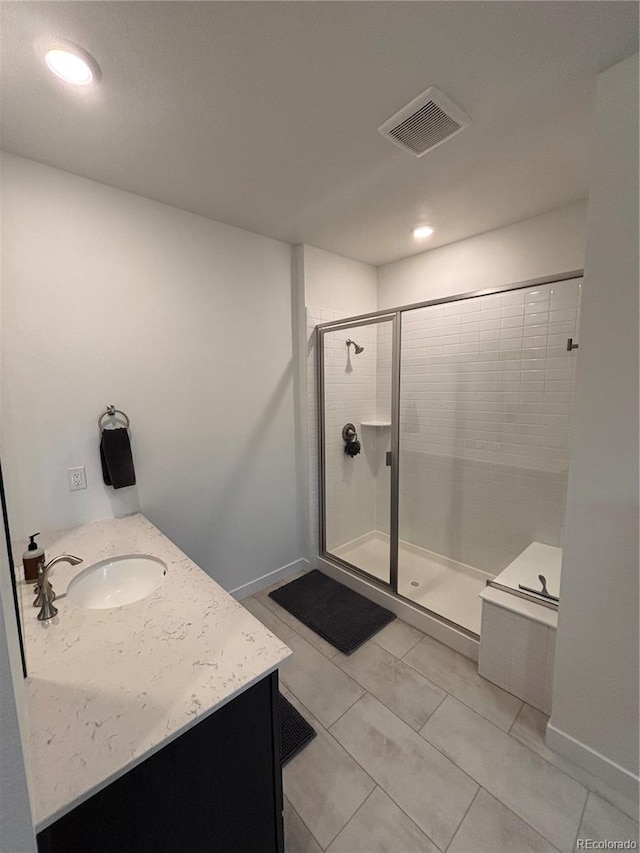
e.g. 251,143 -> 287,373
375,321 -> 393,535
399,279 -> 581,572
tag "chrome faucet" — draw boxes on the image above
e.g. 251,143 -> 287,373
33,554 -> 83,622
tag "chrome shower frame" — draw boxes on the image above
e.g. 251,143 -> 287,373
316,268 -> 584,639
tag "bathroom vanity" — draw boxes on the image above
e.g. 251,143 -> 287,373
16,515 -> 291,852
36,671 -> 283,853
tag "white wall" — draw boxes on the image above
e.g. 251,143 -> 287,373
1,154 -> 303,596
548,54 -> 639,798
303,244 -> 377,315
378,201 -> 587,309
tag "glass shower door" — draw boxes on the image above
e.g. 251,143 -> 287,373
396,279 -> 582,634
319,317 -> 395,585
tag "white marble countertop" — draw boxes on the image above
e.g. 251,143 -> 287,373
17,514 -> 291,832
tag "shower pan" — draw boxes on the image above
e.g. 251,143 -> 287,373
317,271 -> 583,639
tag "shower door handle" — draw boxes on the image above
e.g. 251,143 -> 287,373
386,452 -> 392,467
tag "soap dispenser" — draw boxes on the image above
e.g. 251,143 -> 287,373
22,533 -> 45,583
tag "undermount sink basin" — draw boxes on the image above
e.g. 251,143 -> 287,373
67,555 -> 167,610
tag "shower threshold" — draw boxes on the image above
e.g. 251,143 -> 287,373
331,531 -> 494,635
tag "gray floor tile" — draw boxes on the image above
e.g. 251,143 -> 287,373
448,788 -> 559,853
280,633 -> 365,727
371,619 -> 424,658
283,798 -> 323,853
283,694 -> 375,850
510,704 -> 639,823
242,595 -> 297,643
326,786 -> 438,853
330,693 -> 478,851
576,793 -> 639,850
404,633 -> 522,731
255,587 -> 339,658
333,641 -> 445,730
262,570 -> 307,595
421,696 -> 587,852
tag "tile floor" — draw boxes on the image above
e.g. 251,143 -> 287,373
243,575 -> 639,853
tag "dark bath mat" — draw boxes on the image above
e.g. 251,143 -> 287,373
279,693 -> 316,766
270,570 -> 395,655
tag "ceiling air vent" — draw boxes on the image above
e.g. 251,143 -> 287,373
378,87 -> 471,157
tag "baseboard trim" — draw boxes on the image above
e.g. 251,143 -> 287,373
318,556 -> 479,661
229,558 -> 309,600
546,722 -> 640,802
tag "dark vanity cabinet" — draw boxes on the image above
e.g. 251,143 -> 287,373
37,672 -> 284,853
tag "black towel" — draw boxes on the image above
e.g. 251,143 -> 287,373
100,428 -> 136,489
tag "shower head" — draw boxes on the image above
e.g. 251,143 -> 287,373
346,339 -> 365,355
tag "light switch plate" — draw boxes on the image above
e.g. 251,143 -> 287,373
68,467 -> 87,491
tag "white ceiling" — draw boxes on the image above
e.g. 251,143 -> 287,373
1,2 -> 637,265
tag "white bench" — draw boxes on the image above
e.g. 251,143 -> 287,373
478,543 -> 561,715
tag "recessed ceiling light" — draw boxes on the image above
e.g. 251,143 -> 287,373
43,41 -> 100,85
412,225 -> 434,240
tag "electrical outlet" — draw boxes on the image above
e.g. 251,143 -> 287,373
68,467 -> 87,492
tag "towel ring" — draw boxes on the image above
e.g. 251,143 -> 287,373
98,404 -> 130,431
